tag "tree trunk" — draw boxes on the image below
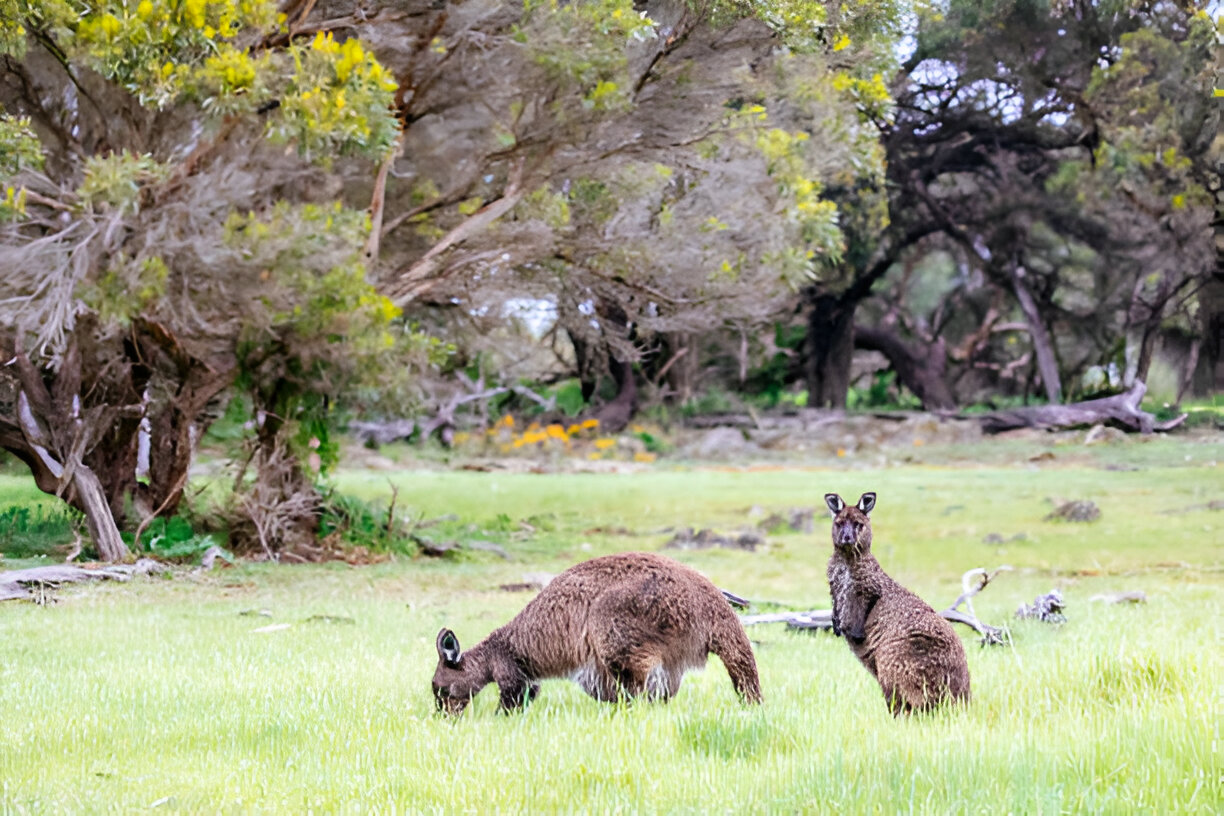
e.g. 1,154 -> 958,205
137,363 -> 233,519
805,292 -> 855,408
2,320 -> 232,558
567,327 -> 601,403
72,465 -> 128,562
854,326 -> 957,410
661,333 -> 698,403
1176,337 -> 1200,405
588,355 -> 638,432
1011,266 -> 1062,404
1191,273 -> 1224,396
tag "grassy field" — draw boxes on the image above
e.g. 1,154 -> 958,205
0,437 -> 1221,813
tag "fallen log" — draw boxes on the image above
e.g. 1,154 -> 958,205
977,380 -> 1186,434
0,559 -> 166,603
739,566 -> 1012,645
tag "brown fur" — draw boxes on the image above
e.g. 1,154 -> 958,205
824,492 -> 970,715
432,551 -> 762,715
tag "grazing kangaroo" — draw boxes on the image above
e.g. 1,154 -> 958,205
432,551 -> 762,715
824,492 -> 970,715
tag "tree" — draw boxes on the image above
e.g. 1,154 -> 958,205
0,0 -> 409,558
839,0 -> 1220,409
354,0 -> 905,424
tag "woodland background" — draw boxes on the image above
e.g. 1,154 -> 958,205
0,0 -> 1220,560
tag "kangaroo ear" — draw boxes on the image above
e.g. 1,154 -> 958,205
824,493 -> 845,517
436,628 -> 462,667
857,492 -> 876,515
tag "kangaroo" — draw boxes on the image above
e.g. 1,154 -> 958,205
824,492 -> 970,715
432,551 -> 762,715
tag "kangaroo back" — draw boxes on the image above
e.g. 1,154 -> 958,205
432,552 -> 762,714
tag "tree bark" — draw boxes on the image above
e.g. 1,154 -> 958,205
588,354 -> 637,433
1191,273 -> 1224,396
1011,266 -> 1062,404
567,327 -> 601,403
804,292 -> 856,409
854,325 -> 957,410
658,333 -> 698,403
71,465 -> 128,562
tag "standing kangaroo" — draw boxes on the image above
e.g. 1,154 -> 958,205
431,551 -> 762,715
824,492 -> 970,715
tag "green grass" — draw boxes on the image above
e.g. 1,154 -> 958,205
1,448 -> 1222,813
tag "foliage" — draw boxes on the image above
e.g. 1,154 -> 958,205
122,514 -> 226,562
272,32 -> 400,160
0,113 -> 43,176
846,370 -> 921,411
0,503 -> 79,558
315,491 -> 415,555
1,0 -> 397,157
521,0 -> 658,112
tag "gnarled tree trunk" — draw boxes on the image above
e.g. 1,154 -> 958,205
854,326 -> 957,410
1,321 -> 234,561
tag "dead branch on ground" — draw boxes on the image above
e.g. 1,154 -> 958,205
977,380 -> 1186,434
0,559 -> 167,603
739,565 -> 1013,646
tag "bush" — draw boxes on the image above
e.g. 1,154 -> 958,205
0,505 -> 80,558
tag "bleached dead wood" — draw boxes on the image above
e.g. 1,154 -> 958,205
739,609 -> 832,628
977,380 -> 1186,434
0,559 -> 166,602
739,565 -> 1012,645
942,566 -> 1013,644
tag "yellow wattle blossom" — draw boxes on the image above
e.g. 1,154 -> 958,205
312,31 -> 341,54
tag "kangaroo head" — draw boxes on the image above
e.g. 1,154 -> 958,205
432,628 -> 490,715
824,492 -> 876,555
